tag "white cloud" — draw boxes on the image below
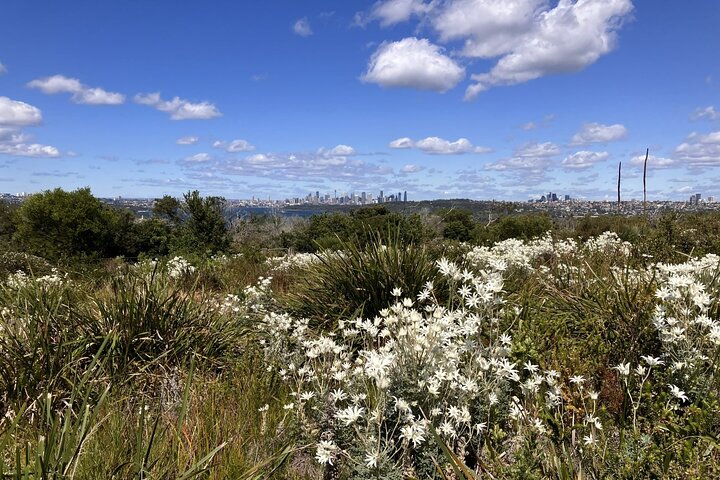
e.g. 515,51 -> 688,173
181,145 -> 392,182
134,92 -> 221,120
177,136 -> 199,145
185,153 -> 212,162
0,62 -> 6,75
293,17 -> 313,37
371,0 -> 432,26
561,150 -> 609,169
485,141 -> 559,184
675,131 -> 720,167
515,141 -> 561,158
691,106 -> 720,121
0,97 -> 43,126
328,144 -> 356,156
630,153 -> 676,169
571,122 -> 628,145
389,137 -> 414,149
213,139 -> 255,152
362,37 -> 465,93
416,136 -> 479,154
0,143 -> 60,157
463,0 -> 633,98
433,0 -> 543,57
521,121 -> 537,131
72,87 -> 124,105
401,163 -> 425,173
27,75 -> 82,94
0,126 -> 59,158
27,75 -> 125,105
389,135 -> 490,154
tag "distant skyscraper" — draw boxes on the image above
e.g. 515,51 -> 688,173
403,191 -> 407,202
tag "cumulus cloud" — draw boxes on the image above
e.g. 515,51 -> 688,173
213,139 -> 255,152
674,131 -> 720,167
561,150 -> 609,169
362,37 -> 465,93
691,106 -> 720,121
461,0 -> 634,98
328,144 -> 356,156
134,92 -> 221,120
630,153 -> 676,169
389,136 -> 490,154
0,97 -> 43,126
27,74 -> 125,105
389,137 -> 414,149
0,126 -> 59,158
177,136 -> 199,145
416,136 -> 487,154
293,17 -> 313,37
370,0 -> 433,26
433,0 -> 543,57
571,122 -> 628,145
0,143 -> 60,158
363,1 -> 632,97
0,62 -> 6,75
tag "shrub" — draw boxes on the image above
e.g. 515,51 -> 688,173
282,232 -> 439,324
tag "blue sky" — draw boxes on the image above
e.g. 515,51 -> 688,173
0,0 -> 718,200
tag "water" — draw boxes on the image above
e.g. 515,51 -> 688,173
227,206 -> 332,219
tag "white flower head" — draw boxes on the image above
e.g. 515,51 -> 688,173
315,440 -> 338,465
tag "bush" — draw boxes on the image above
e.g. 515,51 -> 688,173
282,232 -> 439,323
12,187 -> 130,261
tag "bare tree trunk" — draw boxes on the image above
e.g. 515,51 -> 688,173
617,162 -> 622,206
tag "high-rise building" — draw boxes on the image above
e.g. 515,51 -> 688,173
403,191 -> 407,202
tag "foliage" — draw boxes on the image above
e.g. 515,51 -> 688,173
12,187 -> 130,261
281,232 -> 439,323
153,194 -> 182,223
174,190 -> 230,255
4,210 -> 720,478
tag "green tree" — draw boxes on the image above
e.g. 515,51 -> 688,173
12,188 -> 126,260
175,190 -> 229,254
439,208 -> 475,242
152,195 -> 181,223
0,201 -> 18,247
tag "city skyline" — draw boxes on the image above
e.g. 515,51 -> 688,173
1,1 -> 719,201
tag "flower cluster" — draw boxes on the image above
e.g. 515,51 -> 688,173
167,256 -> 196,279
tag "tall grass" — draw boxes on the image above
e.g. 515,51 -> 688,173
282,231 -> 439,324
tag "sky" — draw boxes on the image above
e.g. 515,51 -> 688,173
0,0 -> 719,201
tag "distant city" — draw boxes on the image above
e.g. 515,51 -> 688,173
3,190 -> 719,221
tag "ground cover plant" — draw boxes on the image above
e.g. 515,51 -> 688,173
2,199 -> 720,477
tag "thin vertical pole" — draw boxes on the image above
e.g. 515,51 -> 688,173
643,148 -> 649,211
617,162 -> 622,205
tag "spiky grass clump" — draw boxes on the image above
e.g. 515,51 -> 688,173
282,233 -> 439,324
90,265 -> 242,377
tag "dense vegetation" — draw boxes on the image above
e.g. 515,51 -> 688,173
2,187 -> 720,478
